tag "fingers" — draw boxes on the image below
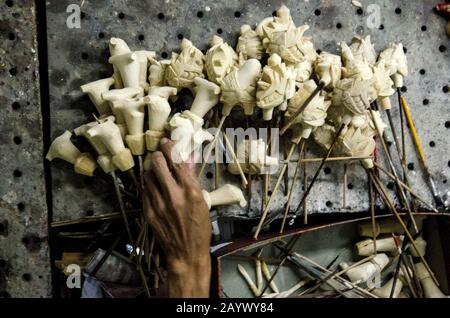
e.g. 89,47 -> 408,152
143,192 -> 171,251
150,151 -> 179,195
144,170 -> 173,240
144,170 -> 167,213
159,138 -> 189,182
142,192 -> 156,224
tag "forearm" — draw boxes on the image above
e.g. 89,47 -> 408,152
167,255 -> 211,298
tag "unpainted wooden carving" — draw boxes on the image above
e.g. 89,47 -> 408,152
258,6 -> 317,65
340,253 -> 389,283
144,87 -> 177,151
348,36 -> 377,65
286,80 -> 331,140
256,5 -> 295,39
109,52 -> 140,88
86,120 -> 135,171
415,263 -> 446,298
80,77 -> 115,116
134,50 -> 156,91
236,25 -> 264,61
256,54 -> 296,120
165,39 -> 205,91
331,77 -> 373,122
74,116 -> 116,173
290,59 -> 313,86
116,97 -> 147,155
378,42 -> 408,88
334,125 -> 376,169
314,52 -> 342,88
370,60 -> 396,109
109,37 -> 131,88
103,87 -> 144,138
46,130 -> 98,176
228,139 -> 278,175
148,56 -> 171,87
340,42 -> 373,81
205,35 -> 238,84
202,184 -> 247,209
220,58 -> 261,116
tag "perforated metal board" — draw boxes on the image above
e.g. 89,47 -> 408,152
46,0 -> 450,223
0,0 -> 51,298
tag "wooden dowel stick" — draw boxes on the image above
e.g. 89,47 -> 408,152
253,142 -> 297,239
369,170 -> 440,286
374,163 -> 438,212
280,83 -> 324,136
223,131 -> 248,186
198,116 -> 226,177
343,163 -> 348,208
369,109 -> 418,232
289,123 -> 346,226
280,140 -> 305,233
369,174 -> 377,255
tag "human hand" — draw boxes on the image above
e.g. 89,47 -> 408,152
143,138 -> 211,297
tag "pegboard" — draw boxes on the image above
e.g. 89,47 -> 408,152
0,1 -> 51,297
45,0 -> 450,223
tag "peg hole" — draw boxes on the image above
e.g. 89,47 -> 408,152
13,136 -> 22,145
22,273 -> 32,282
0,221 -> 7,236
